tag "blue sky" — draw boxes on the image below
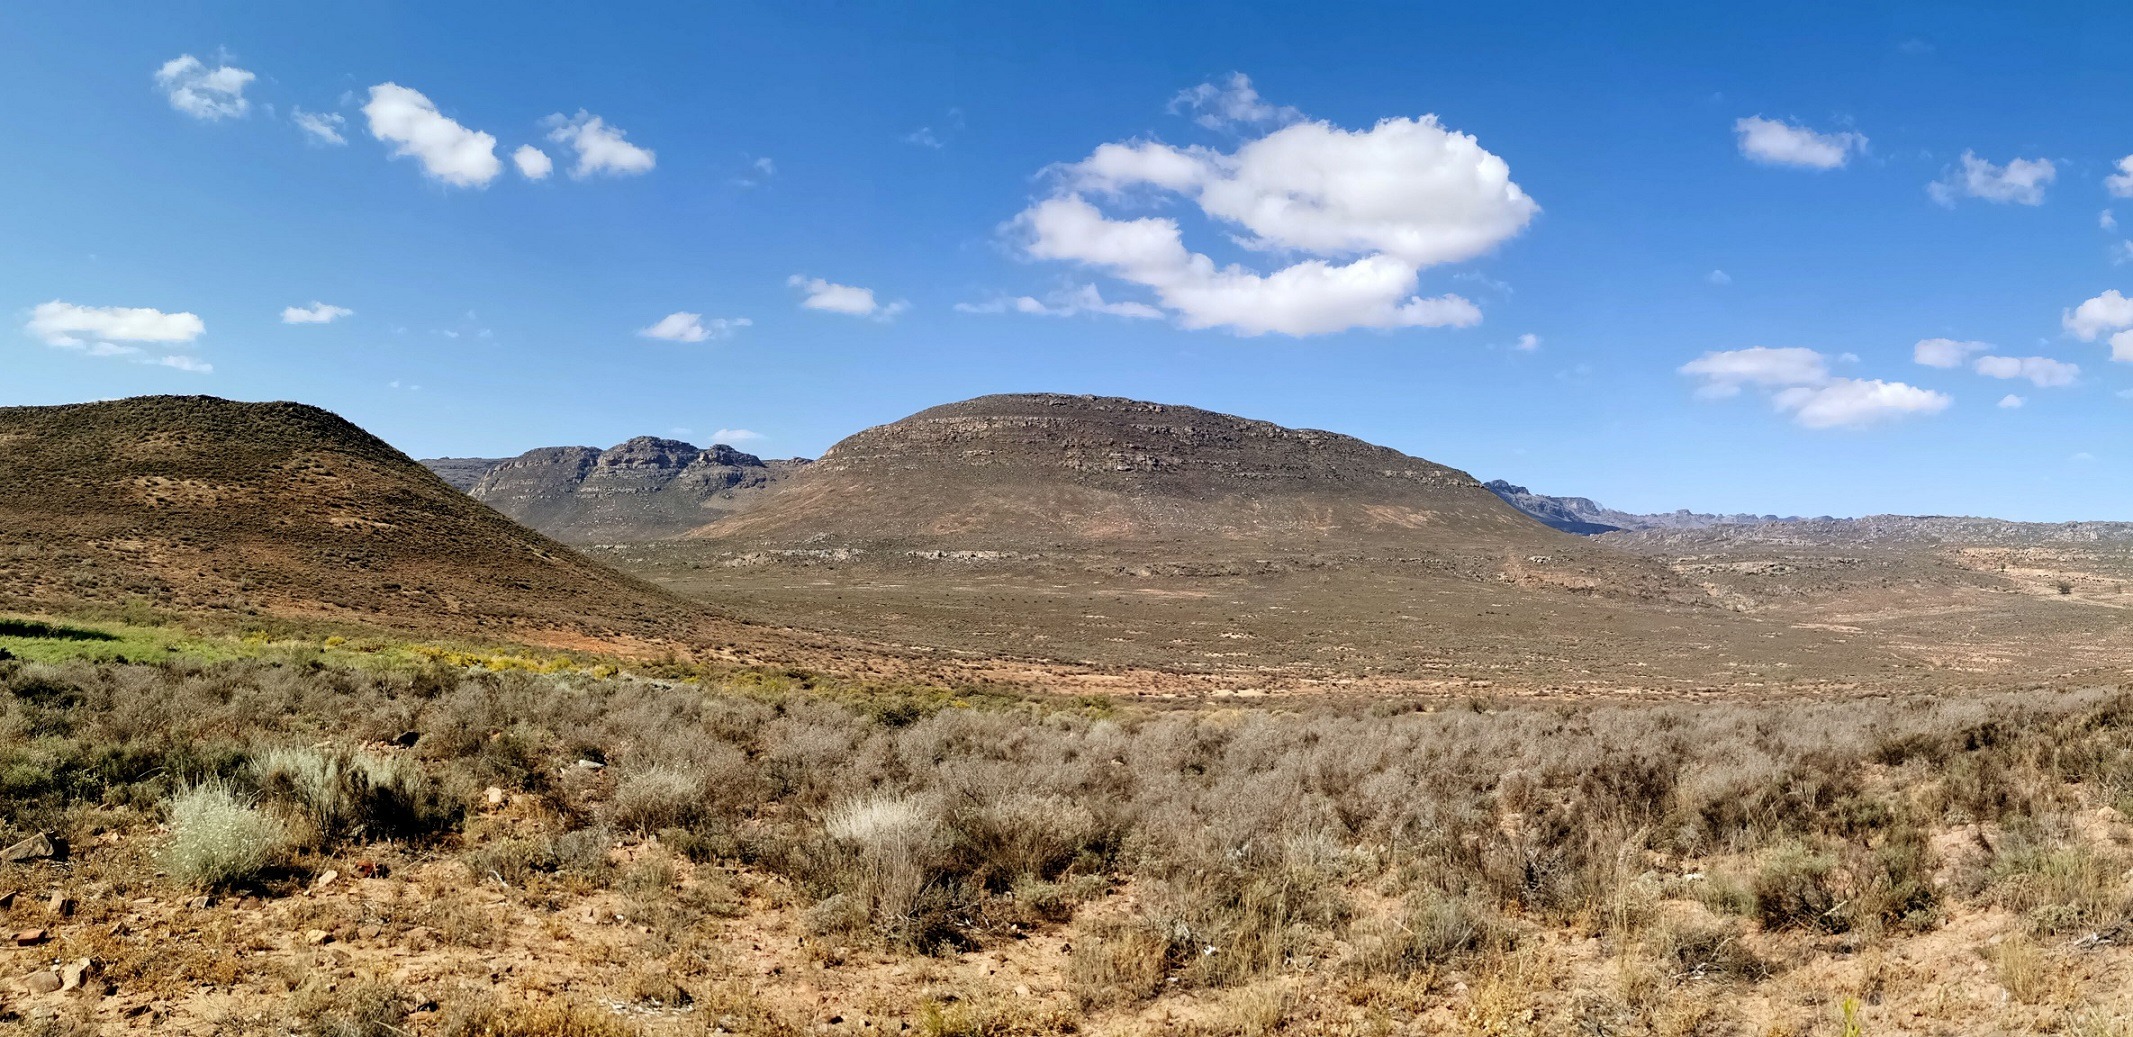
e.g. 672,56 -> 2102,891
5,2 -> 2130,520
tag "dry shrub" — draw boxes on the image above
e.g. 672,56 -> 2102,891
162,781 -> 291,889
1069,920 -> 1169,1009
1990,826 -> 2132,935
437,997 -> 642,1037
290,978 -> 414,1037
252,745 -> 462,847
1751,842 -> 1842,933
1646,914 -> 1767,982
818,792 -> 952,945
1349,892 -> 1511,978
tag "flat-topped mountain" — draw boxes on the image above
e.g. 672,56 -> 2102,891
0,396 -> 713,644
1485,480 -> 1792,535
689,393 -> 1568,553
427,438 -> 809,543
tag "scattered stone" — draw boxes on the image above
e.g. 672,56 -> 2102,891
184,894 -> 213,910
23,971 -> 62,995
485,786 -> 507,808
2,832 -> 65,863
58,958 -> 91,992
305,929 -> 333,945
312,869 -> 340,892
573,758 -> 605,771
13,928 -> 48,946
357,924 -> 382,940
47,892 -> 72,917
0,890 -> 15,909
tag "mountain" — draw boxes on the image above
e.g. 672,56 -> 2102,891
0,396 -> 722,646
423,456 -> 507,491
1485,480 -> 1791,534
691,393 -> 1570,554
431,438 -> 808,543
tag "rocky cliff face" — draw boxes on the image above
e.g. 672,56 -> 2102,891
1485,480 -> 1791,535
448,437 -> 806,543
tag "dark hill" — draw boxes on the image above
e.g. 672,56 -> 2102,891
0,396 -> 722,646
696,393 -> 1572,552
446,437 -> 805,544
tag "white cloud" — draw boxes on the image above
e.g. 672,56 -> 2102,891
1513,333 -> 1540,352
154,55 -> 254,121
904,127 -> 944,149
1732,116 -> 1866,170
1973,354 -> 2078,387
26,301 -> 204,348
788,276 -> 907,320
1706,269 -> 1732,286
513,145 -> 553,180
2063,289 -> 2133,344
1998,394 -> 2025,408
1169,72 -> 1300,130
2115,331 -> 2133,363
155,355 -> 214,374
292,108 -> 347,145
1913,337 -> 1988,368
638,312 -> 750,342
2104,209 -> 2120,231
955,284 -> 1163,320
2107,156 -> 2133,199
544,111 -> 655,178
1772,378 -> 1951,428
281,302 -> 353,325
734,156 -> 776,188
1681,345 -> 1947,428
710,428 -> 763,444
2115,241 -> 2133,266
1928,151 -> 2055,206
1677,346 -> 1831,398
362,83 -> 501,187
1009,88 -> 1531,337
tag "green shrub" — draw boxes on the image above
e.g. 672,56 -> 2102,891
253,746 -> 462,846
1752,842 -> 1843,932
162,781 -> 291,889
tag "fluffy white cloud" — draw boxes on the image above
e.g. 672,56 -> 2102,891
513,145 -> 553,180
788,276 -> 907,320
638,312 -> 750,342
2105,209 -> 2120,231
1513,333 -> 1540,352
1974,354 -> 2078,387
26,301 -> 210,373
710,428 -> 763,444
292,108 -> 347,145
2063,289 -> 2133,345
155,55 -> 254,121
1999,394 -> 2025,408
2107,156 -> 2133,199
362,83 -> 501,187
1009,91 -> 1529,337
1928,151 -> 2055,206
1772,379 -> 1951,429
544,111 -> 655,178
27,301 -> 204,347
1677,346 -> 1830,398
1169,73 -> 1300,130
955,284 -> 1163,320
1681,345 -> 1947,428
1733,116 -> 1867,170
1913,337 -> 1987,368
1706,269 -> 1732,286
281,301 -> 353,325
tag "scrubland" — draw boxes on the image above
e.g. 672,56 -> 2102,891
5,622 -> 2133,1034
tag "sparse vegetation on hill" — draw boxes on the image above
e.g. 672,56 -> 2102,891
7,639 -> 2133,1033
0,396 -> 743,651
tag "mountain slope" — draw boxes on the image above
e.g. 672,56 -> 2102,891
695,393 -> 1566,552
434,438 -> 806,543
0,396 -> 719,645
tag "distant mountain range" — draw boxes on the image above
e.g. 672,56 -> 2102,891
1483,481 -> 1796,535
